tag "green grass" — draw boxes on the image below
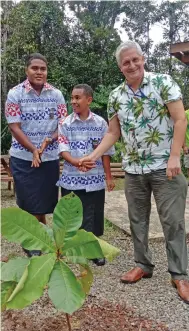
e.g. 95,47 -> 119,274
104,218 -> 119,231
113,178 -> 125,191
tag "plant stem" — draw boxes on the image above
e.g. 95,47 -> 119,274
66,313 -> 72,331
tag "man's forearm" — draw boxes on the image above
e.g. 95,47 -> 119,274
90,132 -> 120,161
61,151 -> 79,167
9,126 -> 36,153
170,119 -> 187,156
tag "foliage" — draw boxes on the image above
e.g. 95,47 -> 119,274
181,152 -> 187,178
111,141 -> 124,163
1,114 -> 11,155
1,193 -> 120,314
1,0 -> 189,156
91,84 -> 117,121
121,1 -> 158,66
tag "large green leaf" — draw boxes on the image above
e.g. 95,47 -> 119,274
0,262 -> 5,279
42,224 -> 54,242
53,228 -> 65,250
1,208 -> 56,253
1,257 -> 29,282
53,193 -> 83,242
78,264 -> 93,295
1,281 -> 17,311
48,260 -> 85,314
62,230 -> 104,259
65,256 -> 88,265
96,238 -> 120,262
6,266 -> 29,301
7,253 -> 56,309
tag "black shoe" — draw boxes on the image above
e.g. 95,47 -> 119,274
22,248 -> 41,257
92,258 -> 106,266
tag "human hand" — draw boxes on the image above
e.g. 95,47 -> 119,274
183,146 -> 189,155
79,156 -> 96,170
106,178 -> 115,192
31,149 -> 41,168
76,160 -> 91,172
39,137 -> 52,156
166,155 -> 181,179
78,165 -> 88,172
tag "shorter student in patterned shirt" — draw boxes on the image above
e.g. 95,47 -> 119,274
58,84 -> 115,266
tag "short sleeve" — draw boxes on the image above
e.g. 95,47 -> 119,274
57,91 -> 68,120
5,90 -> 21,123
107,91 -> 118,120
101,119 -> 115,156
58,119 -> 70,154
160,75 -> 182,104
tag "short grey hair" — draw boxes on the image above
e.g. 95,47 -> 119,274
115,40 -> 143,65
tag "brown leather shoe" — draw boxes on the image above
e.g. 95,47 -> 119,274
120,267 -> 153,284
172,279 -> 189,304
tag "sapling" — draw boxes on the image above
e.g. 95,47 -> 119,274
1,193 -> 120,330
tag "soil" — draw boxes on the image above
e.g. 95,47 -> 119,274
2,299 -> 169,331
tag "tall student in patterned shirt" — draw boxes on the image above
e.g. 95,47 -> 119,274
5,53 -> 67,257
58,84 -> 115,266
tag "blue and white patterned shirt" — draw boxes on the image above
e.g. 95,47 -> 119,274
5,79 -> 67,161
58,111 -> 115,192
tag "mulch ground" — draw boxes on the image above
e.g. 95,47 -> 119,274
2,299 -> 170,331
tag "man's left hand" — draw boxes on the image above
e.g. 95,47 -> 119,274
166,155 -> 181,179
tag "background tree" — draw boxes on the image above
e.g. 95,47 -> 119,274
1,0 -> 189,154
120,1 -> 158,68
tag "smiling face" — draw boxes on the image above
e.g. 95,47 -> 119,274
119,48 -> 145,85
25,59 -> 47,88
71,88 -> 92,115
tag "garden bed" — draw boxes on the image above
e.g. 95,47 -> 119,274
2,298 -> 169,331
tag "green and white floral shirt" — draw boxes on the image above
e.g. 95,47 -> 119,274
107,71 -> 182,174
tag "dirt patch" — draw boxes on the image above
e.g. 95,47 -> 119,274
2,300 -> 169,331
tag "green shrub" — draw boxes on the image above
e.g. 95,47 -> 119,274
181,152 -> 188,178
111,140 -> 126,163
1,114 -> 11,155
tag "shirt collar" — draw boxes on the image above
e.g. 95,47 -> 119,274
122,71 -> 149,92
141,71 -> 150,87
23,79 -> 54,93
70,110 -> 95,123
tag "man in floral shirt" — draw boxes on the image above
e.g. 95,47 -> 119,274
80,41 -> 189,304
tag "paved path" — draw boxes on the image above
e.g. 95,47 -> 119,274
105,189 -> 189,239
